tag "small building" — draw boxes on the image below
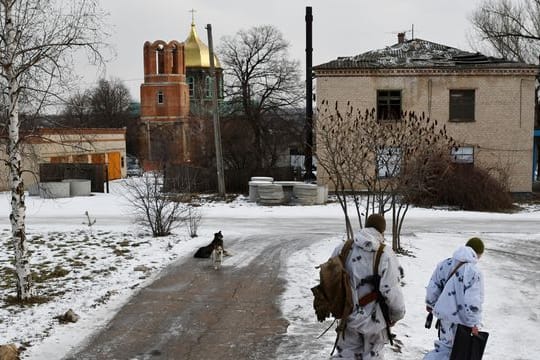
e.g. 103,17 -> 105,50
0,128 -> 127,191
314,34 -> 539,193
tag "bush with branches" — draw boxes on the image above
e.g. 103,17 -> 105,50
317,100 -> 515,250
121,172 -> 190,237
316,101 -> 457,250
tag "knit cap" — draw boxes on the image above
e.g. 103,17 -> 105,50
366,214 -> 386,234
466,237 -> 484,255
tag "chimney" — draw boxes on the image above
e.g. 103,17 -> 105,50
397,32 -> 405,44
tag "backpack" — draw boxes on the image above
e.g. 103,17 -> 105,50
311,238 -> 354,322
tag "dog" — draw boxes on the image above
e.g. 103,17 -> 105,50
211,245 -> 224,270
194,231 -> 224,258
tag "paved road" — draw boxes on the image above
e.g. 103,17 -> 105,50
65,230 -> 328,360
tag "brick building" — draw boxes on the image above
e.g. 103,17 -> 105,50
314,34 -> 539,193
139,39 -> 190,169
0,128 -> 127,191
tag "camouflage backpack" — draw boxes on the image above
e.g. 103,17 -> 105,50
311,239 -> 354,322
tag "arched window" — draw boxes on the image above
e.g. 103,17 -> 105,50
156,44 -> 165,74
205,76 -> 213,98
171,45 -> 178,74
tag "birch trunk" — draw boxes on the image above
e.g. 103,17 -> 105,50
0,0 -> 105,301
3,0 -> 32,300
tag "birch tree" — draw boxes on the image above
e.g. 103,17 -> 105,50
0,0 -> 106,301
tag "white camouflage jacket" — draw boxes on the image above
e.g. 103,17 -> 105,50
332,227 -> 406,334
425,245 -> 484,327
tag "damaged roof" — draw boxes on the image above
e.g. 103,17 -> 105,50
315,38 -> 535,70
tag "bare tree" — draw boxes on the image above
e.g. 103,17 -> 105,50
0,0 -> 106,301
88,78 -> 132,128
62,91 -> 92,127
121,172 -> 192,237
470,0 -> 540,63
218,25 -> 304,169
220,109 -> 304,170
316,101 -> 455,251
62,78 -> 132,129
471,0 -> 540,178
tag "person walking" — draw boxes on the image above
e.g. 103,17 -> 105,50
423,237 -> 485,359
331,214 -> 406,359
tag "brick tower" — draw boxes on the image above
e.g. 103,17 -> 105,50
139,40 -> 190,169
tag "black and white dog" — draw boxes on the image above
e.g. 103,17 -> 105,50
194,231 -> 224,259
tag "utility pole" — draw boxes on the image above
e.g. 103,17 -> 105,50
206,24 -> 226,197
304,6 -> 316,182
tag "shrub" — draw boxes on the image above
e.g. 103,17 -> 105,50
404,153 -> 513,212
438,164 -> 514,211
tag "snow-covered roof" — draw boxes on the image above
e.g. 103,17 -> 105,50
315,38 -> 536,70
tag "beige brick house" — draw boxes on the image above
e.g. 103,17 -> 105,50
314,35 -> 538,193
0,128 -> 127,191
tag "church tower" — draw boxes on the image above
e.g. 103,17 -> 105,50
183,18 -> 223,167
138,15 -> 223,170
139,40 -> 190,168
184,20 -> 223,113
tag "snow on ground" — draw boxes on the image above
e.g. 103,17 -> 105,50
278,230 -> 540,360
0,179 -> 539,359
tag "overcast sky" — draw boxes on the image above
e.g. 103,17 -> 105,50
88,0 -> 485,101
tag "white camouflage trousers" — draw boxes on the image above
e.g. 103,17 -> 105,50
331,326 -> 386,360
423,320 -> 458,360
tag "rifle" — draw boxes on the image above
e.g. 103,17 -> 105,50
358,244 -> 394,345
372,269 -> 394,345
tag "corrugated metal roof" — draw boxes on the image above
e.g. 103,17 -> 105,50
315,38 -> 534,70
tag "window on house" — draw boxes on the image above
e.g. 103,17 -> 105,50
451,146 -> 474,164
157,91 -> 164,104
377,147 -> 401,178
449,90 -> 475,122
187,77 -> 194,97
205,76 -> 213,98
377,90 -> 402,121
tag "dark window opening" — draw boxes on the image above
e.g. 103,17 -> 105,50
449,90 -> 475,122
157,91 -> 164,104
156,46 -> 165,74
187,77 -> 194,97
171,46 -> 178,74
377,90 -> 402,120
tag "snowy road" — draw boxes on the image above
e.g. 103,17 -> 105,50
2,190 -> 539,359
204,214 -> 540,360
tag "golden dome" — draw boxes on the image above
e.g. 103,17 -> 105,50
184,22 -> 221,69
